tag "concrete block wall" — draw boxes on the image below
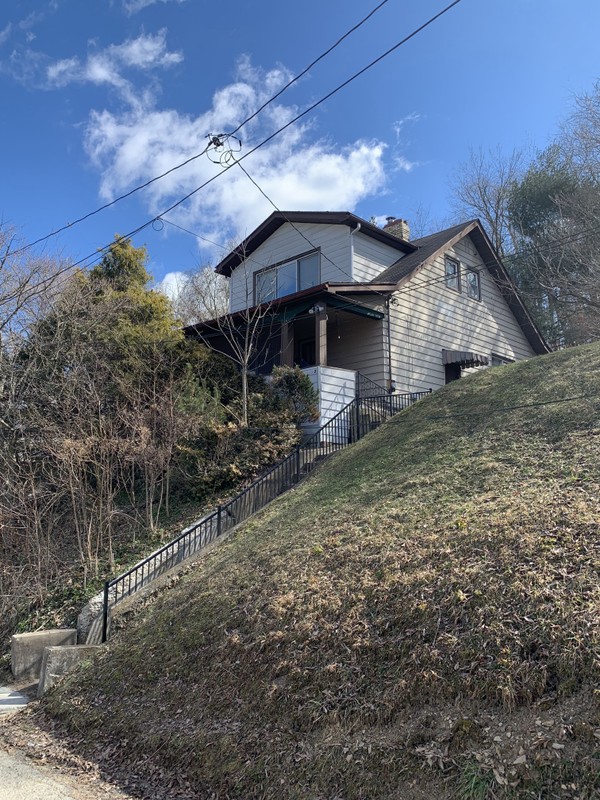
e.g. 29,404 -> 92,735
37,645 -> 102,697
11,630 -> 77,682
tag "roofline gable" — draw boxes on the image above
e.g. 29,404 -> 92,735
214,211 -> 416,276
390,219 -> 549,355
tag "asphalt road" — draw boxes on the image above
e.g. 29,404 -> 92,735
0,747 -> 85,800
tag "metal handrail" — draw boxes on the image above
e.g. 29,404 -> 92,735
356,372 -> 389,399
101,388 -> 431,641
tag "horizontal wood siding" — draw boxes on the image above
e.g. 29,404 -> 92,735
301,366 -> 356,439
388,235 -> 537,392
229,223 -> 352,312
327,303 -> 386,386
352,230 -> 405,283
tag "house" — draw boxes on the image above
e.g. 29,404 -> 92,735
185,211 -> 548,427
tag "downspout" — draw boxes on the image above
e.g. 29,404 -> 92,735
349,222 -> 361,271
385,295 -> 400,393
350,222 -> 361,398
386,295 -> 393,392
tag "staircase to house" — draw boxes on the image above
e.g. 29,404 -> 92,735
93,388 -> 431,643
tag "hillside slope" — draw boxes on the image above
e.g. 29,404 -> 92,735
29,346 -> 600,797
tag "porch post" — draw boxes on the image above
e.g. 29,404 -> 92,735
315,307 -> 327,366
280,322 -> 294,367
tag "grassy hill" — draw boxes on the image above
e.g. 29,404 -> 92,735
27,345 -> 600,798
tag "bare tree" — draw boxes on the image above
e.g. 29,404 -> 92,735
449,146 -> 526,255
560,79 -> 600,183
170,264 -> 229,325
190,255 -> 278,428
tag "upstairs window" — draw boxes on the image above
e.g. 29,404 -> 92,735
465,268 -> 481,300
445,256 -> 460,291
255,251 -> 320,304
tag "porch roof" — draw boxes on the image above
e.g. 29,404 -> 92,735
184,283 -> 387,337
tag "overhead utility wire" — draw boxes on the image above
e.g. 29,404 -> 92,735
230,157 -> 569,315
55,0 -> 466,276
227,0 -> 390,136
11,0 -> 391,259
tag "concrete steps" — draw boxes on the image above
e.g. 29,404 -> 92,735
0,685 -> 30,716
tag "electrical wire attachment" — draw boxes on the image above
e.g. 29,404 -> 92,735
206,133 -> 242,166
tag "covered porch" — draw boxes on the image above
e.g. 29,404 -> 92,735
186,285 -> 391,428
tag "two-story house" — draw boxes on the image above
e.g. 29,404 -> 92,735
186,211 -> 548,427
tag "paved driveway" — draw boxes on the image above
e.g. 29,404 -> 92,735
0,684 -> 133,800
0,747 -> 83,800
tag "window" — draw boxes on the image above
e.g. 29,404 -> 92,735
255,251 -> 320,304
465,268 -> 481,300
491,353 -> 514,367
445,256 -> 460,291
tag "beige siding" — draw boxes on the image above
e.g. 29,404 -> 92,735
387,234 -> 537,392
327,298 -> 387,386
352,230 -> 405,283
229,223 -> 352,312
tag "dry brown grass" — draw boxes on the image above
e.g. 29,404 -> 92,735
5,344 -> 600,799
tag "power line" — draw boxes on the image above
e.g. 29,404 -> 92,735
11,0 -> 392,259
158,216 -> 271,271
409,392 -> 598,421
40,0 -> 464,280
228,0 -> 390,137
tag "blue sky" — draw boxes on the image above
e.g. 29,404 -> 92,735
1,0 -> 600,291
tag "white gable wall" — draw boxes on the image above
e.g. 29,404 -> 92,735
229,222 -> 352,312
387,235 -> 536,392
352,230 -> 405,283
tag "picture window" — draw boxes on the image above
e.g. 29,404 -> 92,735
255,251 -> 320,304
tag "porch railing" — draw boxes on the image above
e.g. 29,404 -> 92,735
356,372 -> 389,399
101,389 -> 431,642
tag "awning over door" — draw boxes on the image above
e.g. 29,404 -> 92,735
442,349 -> 490,368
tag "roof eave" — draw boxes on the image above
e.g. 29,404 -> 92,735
214,211 -> 416,276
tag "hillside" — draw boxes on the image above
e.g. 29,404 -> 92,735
10,345 -> 600,798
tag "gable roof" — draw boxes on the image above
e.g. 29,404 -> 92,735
214,211 -> 416,276
375,221 -> 472,284
374,219 -> 549,355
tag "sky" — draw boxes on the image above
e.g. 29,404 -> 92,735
1,0 -> 600,293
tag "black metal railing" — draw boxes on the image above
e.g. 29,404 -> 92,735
101,389 -> 432,641
356,372 -> 389,399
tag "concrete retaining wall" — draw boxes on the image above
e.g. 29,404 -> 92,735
11,630 -> 77,682
37,645 -> 103,697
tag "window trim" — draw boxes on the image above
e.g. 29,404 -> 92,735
465,267 -> 481,301
491,353 -> 515,367
445,256 -> 461,293
253,248 -> 321,304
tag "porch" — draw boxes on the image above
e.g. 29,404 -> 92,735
188,287 -> 391,426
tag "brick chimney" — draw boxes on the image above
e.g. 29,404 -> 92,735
383,216 -> 410,241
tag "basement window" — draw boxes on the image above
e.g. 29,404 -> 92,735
445,256 -> 460,292
491,353 -> 515,367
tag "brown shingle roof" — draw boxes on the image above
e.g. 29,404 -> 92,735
373,221 -> 474,284
214,211 -> 416,276
372,218 -> 549,355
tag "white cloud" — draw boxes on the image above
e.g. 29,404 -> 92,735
0,23 -> 12,47
392,112 -> 421,143
44,30 -> 182,106
123,0 -> 187,15
394,155 -> 419,173
155,270 -> 187,299
84,58 -> 389,253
